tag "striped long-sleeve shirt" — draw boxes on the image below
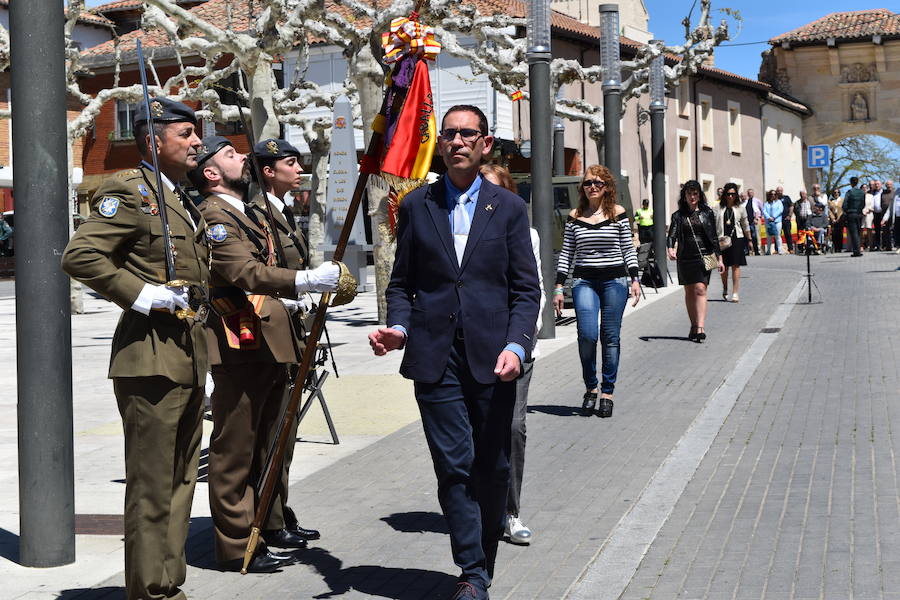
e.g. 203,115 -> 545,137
555,213 -> 639,285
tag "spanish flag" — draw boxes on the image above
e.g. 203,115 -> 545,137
511,90 -> 524,102
380,59 -> 436,182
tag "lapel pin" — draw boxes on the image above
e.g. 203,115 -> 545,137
485,204 -> 493,211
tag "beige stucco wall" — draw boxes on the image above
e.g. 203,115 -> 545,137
769,39 -> 900,146
761,102 -> 805,196
551,0 -> 651,42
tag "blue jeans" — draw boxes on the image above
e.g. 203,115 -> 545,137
572,277 -> 628,394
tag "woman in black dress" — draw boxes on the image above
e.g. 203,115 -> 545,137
716,182 -> 752,302
666,181 -> 724,342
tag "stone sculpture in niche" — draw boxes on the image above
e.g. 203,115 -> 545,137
850,92 -> 869,121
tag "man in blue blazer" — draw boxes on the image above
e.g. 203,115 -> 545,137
369,105 -> 540,600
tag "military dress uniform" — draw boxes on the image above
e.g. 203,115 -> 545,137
199,187 -> 307,564
62,157 -> 210,599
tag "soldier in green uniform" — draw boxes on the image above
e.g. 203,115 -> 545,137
249,137 -> 323,543
61,98 -> 208,600
188,136 -> 341,572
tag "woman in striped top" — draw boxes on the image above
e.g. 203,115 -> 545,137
554,165 -> 640,418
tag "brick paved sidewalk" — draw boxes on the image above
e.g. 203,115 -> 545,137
43,252 -> 900,599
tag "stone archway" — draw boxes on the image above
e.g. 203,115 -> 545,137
760,9 -> 900,147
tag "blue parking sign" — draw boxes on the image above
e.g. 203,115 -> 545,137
807,145 -> 829,169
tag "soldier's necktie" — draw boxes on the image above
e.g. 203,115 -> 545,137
453,192 -> 471,266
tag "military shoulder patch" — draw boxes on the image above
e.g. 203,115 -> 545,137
98,197 -> 120,218
207,224 -> 228,243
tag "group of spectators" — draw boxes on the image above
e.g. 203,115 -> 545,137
738,179 -> 897,256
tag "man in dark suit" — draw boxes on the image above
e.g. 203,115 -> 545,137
369,105 -> 540,600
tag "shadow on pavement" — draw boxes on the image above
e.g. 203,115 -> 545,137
303,547 -> 459,599
527,404 -> 583,417
57,587 -> 125,599
638,335 -> 693,342
0,527 -> 18,562
380,511 -> 449,534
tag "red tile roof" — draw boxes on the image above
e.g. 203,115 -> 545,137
770,9 -> 900,45
90,0 -> 145,12
82,0 -> 599,59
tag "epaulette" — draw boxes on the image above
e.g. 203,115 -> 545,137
116,168 -> 142,179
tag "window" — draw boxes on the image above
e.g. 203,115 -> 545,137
700,173 -> 715,197
727,101 -> 741,155
677,129 -> 691,185
215,73 -> 246,136
115,100 -> 139,140
698,93 -> 713,150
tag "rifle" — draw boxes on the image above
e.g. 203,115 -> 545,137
135,39 -> 194,320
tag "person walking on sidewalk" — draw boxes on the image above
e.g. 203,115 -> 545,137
844,177 -> 866,257
777,186 -> 794,254
61,98 -> 209,600
744,188 -> 762,256
554,164 -> 640,418
189,136 -> 343,573
829,188 -> 844,253
666,180 -> 723,343
480,164 -> 543,547
763,190 -> 784,255
368,105 -> 540,600
715,183 -> 751,303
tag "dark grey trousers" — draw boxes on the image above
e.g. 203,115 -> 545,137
507,358 -> 534,517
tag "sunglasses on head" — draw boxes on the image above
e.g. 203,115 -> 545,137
582,179 -> 606,189
439,128 -> 484,142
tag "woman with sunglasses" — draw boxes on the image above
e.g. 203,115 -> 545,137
666,180 -> 724,342
715,182 -> 752,302
554,165 -> 640,418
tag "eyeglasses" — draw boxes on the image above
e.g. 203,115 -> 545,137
440,128 -> 484,143
725,192 -> 738,197
582,180 -> 606,189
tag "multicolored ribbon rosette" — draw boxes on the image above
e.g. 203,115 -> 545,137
381,14 -> 442,64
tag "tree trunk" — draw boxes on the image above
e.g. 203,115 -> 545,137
247,54 -> 280,141
349,44 -> 391,322
306,134 -> 329,268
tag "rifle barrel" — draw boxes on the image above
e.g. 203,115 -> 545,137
135,40 -> 177,283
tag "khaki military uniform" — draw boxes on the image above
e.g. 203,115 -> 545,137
199,193 -> 302,563
61,165 -> 209,600
247,192 -> 312,530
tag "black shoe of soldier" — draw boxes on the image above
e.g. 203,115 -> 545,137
287,523 -> 321,540
263,528 -> 309,549
219,550 -> 296,573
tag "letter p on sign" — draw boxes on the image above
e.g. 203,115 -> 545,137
807,145 -> 829,169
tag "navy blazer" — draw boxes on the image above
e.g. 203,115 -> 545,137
386,176 -> 541,385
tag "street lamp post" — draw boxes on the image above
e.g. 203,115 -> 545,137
649,40 -> 669,285
11,0 -> 75,566
528,0 -> 555,339
599,4 -> 628,213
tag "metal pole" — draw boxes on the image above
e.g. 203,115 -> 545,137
529,55 -> 556,339
599,4 -> 628,214
11,0 -> 75,566
528,0 -> 555,339
553,119 -> 566,176
649,41 -> 668,285
650,107 -> 668,286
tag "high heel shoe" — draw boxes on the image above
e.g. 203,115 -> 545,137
695,327 -> 706,342
688,326 -> 698,341
581,391 -> 597,416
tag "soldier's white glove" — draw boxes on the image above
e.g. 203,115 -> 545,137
150,284 -> 190,314
295,263 -> 340,294
280,298 -> 301,314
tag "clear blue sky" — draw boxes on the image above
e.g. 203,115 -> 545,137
646,0 -> 885,80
